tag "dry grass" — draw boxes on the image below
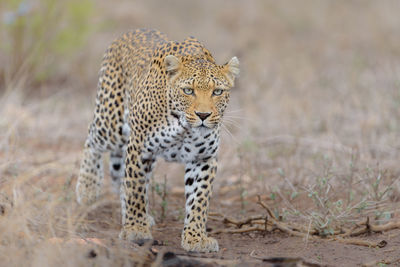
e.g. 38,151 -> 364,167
1,0 -> 400,266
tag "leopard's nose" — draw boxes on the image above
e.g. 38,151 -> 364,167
195,111 -> 212,121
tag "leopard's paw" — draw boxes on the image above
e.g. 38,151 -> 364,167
181,232 -> 219,252
119,225 -> 153,242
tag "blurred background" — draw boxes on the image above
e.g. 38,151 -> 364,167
1,0 -> 400,264
3,0 -> 400,145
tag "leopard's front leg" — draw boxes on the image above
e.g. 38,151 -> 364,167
119,136 -> 155,242
181,158 -> 219,252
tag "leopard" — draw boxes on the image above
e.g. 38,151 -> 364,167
76,29 -> 239,252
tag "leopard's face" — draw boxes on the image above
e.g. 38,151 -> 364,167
165,56 -> 239,129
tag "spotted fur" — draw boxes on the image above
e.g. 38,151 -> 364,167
76,29 -> 239,252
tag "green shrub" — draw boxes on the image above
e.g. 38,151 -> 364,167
1,0 -> 94,90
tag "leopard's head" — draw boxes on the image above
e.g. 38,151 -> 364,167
165,55 -> 239,129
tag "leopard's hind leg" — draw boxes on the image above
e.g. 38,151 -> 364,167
77,122 -> 128,204
76,44 -> 127,204
76,137 -> 105,204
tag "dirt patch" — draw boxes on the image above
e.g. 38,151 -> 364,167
73,190 -> 400,266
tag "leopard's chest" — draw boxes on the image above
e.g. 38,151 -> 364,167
144,118 -> 220,163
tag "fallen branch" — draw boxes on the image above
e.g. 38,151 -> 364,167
362,257 -> 400,267
212,226 -> 264,235
209,195 -> 399,249
209,213 -> 265,228
340,217 -> 400,237
256,195 -> 278,220
333,237 -> 387,248
369,220 -> 400,232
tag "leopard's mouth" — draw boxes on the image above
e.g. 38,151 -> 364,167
198,124 -> 211,129
176,112 -> 218,130
193,120 -> 217,130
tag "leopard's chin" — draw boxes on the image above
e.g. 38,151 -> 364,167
192,123 -> 217,133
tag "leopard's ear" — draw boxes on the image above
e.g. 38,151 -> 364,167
223,56 -> 240,86
164,55 -> 181,78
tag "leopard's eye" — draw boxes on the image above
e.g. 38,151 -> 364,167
212,89 -> 223,96
183,88 -> 194,95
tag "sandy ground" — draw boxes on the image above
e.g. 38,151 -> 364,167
1,0 -> 400,266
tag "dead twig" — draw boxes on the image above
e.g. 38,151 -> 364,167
256,195 -> 278,220
333,237 -> 387,248
369,220 -> 400,232
210,196 -> 399,249
209,214 -> 265,228
362,257 -> 400,267
212,226 -> 263,235
340,217 -> 400,237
